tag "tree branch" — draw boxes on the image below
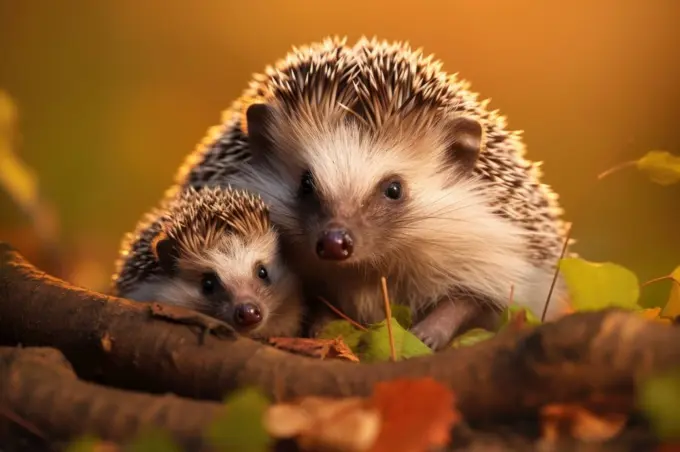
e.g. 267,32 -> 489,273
0,346 -> 222,448
1,241 -> 680,423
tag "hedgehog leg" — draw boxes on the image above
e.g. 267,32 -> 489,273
411,299 -> 481,351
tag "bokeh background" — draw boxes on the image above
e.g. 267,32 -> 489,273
1,0 -> 678,307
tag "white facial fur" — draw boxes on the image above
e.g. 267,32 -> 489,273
230,117 -> 569,323
127,230 -> 303,338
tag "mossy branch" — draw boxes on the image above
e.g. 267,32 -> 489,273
1,241 -> 680,426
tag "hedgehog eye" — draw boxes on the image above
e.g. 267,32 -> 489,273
201,271 -> 220,296
384,180 -> 403,200
256,264 -> 270,283
299,170 -> 315,196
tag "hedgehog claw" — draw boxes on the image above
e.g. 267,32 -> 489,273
410,323 -> 449,351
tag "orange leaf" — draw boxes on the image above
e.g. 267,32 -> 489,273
541,404 -> 627,443
264,396 -> 381,452
268,337 -> 359,362
507,309 -> 528,330
368,378 -> 460,452
638,307 -> 673,324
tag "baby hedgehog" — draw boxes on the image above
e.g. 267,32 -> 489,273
111,186 -> 303,339
140,36 -> 572,350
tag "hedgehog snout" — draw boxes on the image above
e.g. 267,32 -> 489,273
315,226 -> 354,261
233,301 -> 263,328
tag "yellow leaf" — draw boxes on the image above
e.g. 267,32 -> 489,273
662,266 -> 680,318
636,150 -> 680,186
559,258 -> 640,311
0,91 -> 40,212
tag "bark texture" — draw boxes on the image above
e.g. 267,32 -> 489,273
0,346 -> 222,449
0,241 -> 679,426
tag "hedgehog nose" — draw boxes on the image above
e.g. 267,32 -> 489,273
233,302 -> 263,328
316,228 -> 354,260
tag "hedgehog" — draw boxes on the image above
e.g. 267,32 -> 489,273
111,185 -> 304,339
130,36 -> 573,350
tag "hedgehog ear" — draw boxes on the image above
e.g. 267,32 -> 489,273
245,103 -> 275,158
445,116 -> 484,173
152,233 -> 180,276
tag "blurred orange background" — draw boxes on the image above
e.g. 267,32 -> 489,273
1,0 -> 678,307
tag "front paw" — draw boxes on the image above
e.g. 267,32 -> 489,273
410,323 -> 450,351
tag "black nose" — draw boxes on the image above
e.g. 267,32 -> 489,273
233,302 -> 263,328
316,228 -> 354,260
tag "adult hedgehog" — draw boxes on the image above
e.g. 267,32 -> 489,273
141,36 -> 572,349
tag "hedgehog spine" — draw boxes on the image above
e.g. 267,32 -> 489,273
125,37 -> 572,350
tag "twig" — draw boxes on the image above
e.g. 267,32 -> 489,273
380,276 -> 396,362
641,274 -> 680,288
317,296 -> 368,332
597,160 -> 637,180
508,284 -> 515,305
0,405 -> 45,439
541,222 -> 573,322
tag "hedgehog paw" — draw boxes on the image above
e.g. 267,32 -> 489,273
410,323 -> 451,351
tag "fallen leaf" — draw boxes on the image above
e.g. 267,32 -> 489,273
268,337 -> 359,362
126,427 -> 182,452
358,318 -> 432,363
264,396 -> 381,452
662,267 -> 680,318
499,304 -> 542,330
65,436 -> 120,452
540,404 -> 627,443
390,304 -> 413,330
559,258 -> 641,311
368,378 -> 460,452
636,150 -> 680,186
638,307 -> 673,324
637,369 -> 680,440
450,328 -> 495,348
205,387 -> 271,452
317,320 -> 364,351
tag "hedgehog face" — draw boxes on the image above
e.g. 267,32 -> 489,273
244,102 -> 486,270
152,229 -> 298,337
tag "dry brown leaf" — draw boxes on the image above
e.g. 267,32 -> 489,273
264,396 -> 381,452
368,377 -> 460,452
541,404 -> 627,443
268,337 -> 359,362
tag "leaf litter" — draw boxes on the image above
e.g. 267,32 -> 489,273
52,143 -> 680,450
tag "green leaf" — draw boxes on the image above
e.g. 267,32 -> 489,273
450,328 -> 496,348
559,257 -> 641,311
390,304 -> 413,330
661,267 -> 680,319
499,304 -> 542,328
637,368 -> 680,439
126,427 -> 182,452
64,436 -> 101,452
636,150 -> 680,186
205,387 -> 271,452
358,318 -> 432,362
316,319 -> 364,351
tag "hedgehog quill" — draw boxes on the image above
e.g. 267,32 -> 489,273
122,37 -> 572,350
112,186 -> 304,339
